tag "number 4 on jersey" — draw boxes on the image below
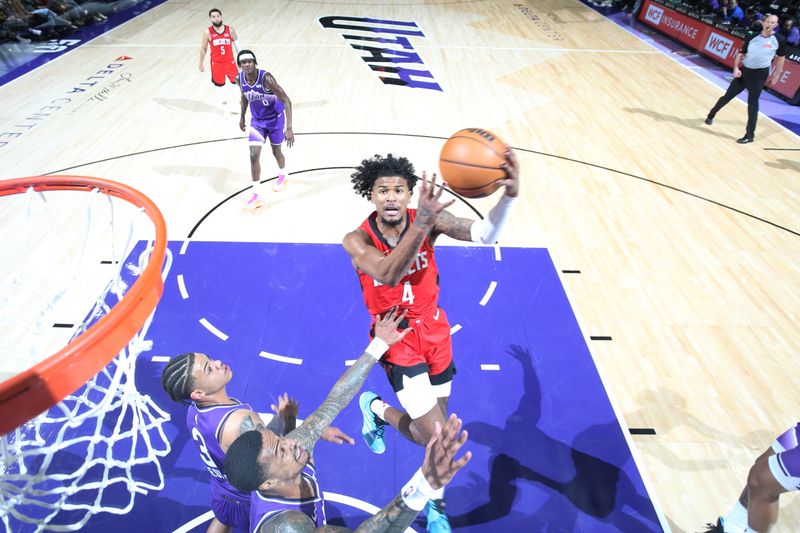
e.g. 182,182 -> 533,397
402,281 -> 415,305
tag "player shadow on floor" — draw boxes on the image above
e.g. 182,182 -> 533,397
448,344 -> 662,531
623,107 -> 740,140
765,158 -> 800,174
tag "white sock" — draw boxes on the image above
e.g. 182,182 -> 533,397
724,501 -> 748,531
370,399 -> 390,421
431,487 -> 444,500
252,181 -> 263,195
743,528 -> 764,533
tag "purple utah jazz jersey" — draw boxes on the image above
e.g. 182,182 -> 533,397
250,463 -> 327,532
187,400 -> 252,502
239,69 -> 285,121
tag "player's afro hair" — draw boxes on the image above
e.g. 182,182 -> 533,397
224,430 -> 269,493
350,154 -> 418,200
161,352 -> 197,402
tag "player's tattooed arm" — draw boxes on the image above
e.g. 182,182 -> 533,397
238,411 -> 267,435
352,496 -> 420,532
432,210 -> 474,242
285,310 -> 410,453
257,498 -> 416,532
285,348 -> 378,453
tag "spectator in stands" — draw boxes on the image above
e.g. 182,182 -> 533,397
704,0 -> 722,16
0,1 -> 30,42
11,0 -> 76,34
722,0 -> 746,22
780,16 -> 800,44
47,1 -> 106,24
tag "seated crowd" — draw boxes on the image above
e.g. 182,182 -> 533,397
678,0 -> 798,44
0,0 -> 144,44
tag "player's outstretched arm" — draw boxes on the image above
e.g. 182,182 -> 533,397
257,414 -> 470,533
352,414 -> 472,533
343,172 -> 453,286
435,145 -> 519,245
286,309 -> 411,453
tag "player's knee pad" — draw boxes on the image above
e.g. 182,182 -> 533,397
396,373 -> 438,419
430,380 -> 451,399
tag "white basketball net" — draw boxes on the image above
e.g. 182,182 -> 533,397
0,184 -> 173,532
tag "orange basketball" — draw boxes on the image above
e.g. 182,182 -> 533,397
439,128 -> 506,198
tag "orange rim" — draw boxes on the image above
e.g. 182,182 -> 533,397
0,176 -> 167,436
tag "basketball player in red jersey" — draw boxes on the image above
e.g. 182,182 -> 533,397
199,8 -> 240,111
342,150 -> 519,532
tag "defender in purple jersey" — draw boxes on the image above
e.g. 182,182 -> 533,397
162,354 -> 353,533
224,309 -> 473,533
237,49 -> 294,209
703,423 -> 800,533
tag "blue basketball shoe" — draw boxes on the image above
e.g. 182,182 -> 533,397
424,499 -> 451,532
359,392 -> 385,454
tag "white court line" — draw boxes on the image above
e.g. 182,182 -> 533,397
172,511 -> 214,533
479,281 -> 498,306
345,359 -> 356,366
179,240 -> 190,255
83,43 -> 662,54
199,318 -> 228,341
177,274 -> 188,299
481,364 -> 501,371
151,356 -> 170,363
259,351 -> 303,365
494,245 -> 502,262
450,324 -> 462,335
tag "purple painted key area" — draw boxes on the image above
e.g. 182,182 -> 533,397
22,241 -> 665,533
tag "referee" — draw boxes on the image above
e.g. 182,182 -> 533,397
705,13 -> 786,144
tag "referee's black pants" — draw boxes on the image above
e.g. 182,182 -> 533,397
708,66 -> 770,138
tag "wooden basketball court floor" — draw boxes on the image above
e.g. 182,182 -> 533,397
1,1 -> 798,531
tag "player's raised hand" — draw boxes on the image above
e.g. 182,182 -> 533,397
421,413 -> 472,490
271,393 -> 299,420
321,426 -> 355,445
415,170 -> 455,229
497,145 -> 520,198
374,306 -> 412,347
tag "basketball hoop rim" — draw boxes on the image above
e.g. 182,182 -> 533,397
0,176 -> 167,436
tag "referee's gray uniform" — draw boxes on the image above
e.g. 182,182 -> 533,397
707,32 -> 786,140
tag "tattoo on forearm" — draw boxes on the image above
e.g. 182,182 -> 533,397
289,352 -> 376,451
433,211 -> 473,241
353,495 -> 419,532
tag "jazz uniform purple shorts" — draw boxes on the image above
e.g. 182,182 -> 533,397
210,480 -> 250,530
248,112 -> 286,146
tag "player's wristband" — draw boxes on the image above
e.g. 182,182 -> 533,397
400,468 -> 436,512
365,338 -> 389,360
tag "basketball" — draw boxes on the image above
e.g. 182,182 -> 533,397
439,128 -> 507,198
